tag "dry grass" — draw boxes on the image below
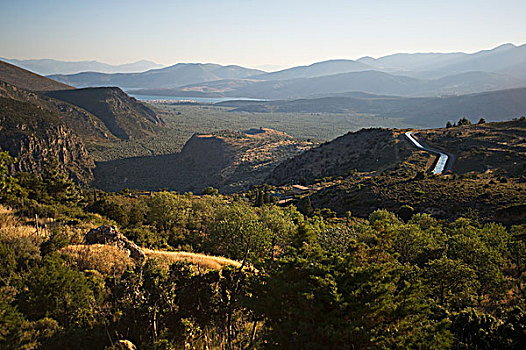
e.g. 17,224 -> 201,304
0,205 -> 43,255
58,243 -> 241,274
143,248 -> 242,270
59,244 -> 135,276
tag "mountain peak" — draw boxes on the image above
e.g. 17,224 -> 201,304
492,43 -> 517,51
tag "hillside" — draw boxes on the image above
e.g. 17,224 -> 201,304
268,128 -> 414,185
418,119 -> 526,176
250,59 -> 374,80
0,81 -> 115,142
417,43 -> 526,79
219,87 -> 526,128
0,96 -> 95,183
0,61 -> 164,141
358,43 -> 526,79
45,87 -> 165,140
0,59 -> 73,91
94,128 -> 314,193
49,63 -> 264,89
271,119 -> 526,223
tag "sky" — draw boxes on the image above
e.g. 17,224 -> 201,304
1,0 -> 525,69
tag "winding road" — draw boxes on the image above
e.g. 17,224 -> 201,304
405,131 -> 452,175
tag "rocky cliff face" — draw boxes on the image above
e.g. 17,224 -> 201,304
0,96 -> 95,184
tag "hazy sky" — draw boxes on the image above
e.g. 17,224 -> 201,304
1,0 -> 525,68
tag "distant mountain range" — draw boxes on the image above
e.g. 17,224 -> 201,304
0,58 -> 164,75
48,63 -> 264,89
46,43 -> 526,99
250,59 -> 372,80
133,69 -> 526,99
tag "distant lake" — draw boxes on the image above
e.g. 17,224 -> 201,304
128,94 -> 266,103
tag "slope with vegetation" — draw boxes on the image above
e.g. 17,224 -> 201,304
418,118 -> 526,176
0,151 -> 525,349
0,61 -> 167,185
0,81 -> 115,142
94,128 -> 314,193
268,128 -> 414,185
270,119 -> 526,223
0,61 -> 165,141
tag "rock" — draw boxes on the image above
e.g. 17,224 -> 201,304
85,225 -> 145,261
115,340 -> 137,350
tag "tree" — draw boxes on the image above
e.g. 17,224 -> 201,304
423,256 -> 479,309
249,249 -> 452,349
147,191 -> 190,232
202,186 -> 219,196
40,157 -> 82,205
0,152 -> 22,203
207,202 -> 272,260
20,255 -> 96,328
478,118 -> 486,124
458,117 -> 472,126
446,121 -> 453,128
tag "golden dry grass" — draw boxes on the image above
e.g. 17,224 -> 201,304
59,243 -> 241,273
59,244 -> 135,276
0,205 -> 43,255
143,248 -> 242,270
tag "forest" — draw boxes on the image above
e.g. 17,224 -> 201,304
1,151 -> 525,349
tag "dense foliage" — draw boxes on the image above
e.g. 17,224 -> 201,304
0,153 -> 525,349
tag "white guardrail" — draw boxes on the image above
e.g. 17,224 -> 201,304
405,131 -> 448,175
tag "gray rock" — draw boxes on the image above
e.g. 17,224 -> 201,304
85,225 -> 145,261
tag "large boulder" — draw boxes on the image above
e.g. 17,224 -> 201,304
85,225 -> 145,261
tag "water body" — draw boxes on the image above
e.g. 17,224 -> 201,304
128,94 -> 266,103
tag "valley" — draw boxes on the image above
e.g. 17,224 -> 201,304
1,38 -> 526,349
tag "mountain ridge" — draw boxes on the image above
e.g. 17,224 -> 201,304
1,58 -> 164,75
48,63 -> 265,89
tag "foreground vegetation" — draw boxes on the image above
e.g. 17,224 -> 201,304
1,152 -> 525,349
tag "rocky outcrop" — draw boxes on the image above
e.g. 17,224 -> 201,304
85,225 -> 145,262
93,128 -> 314,193
0,96 -> 95,184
